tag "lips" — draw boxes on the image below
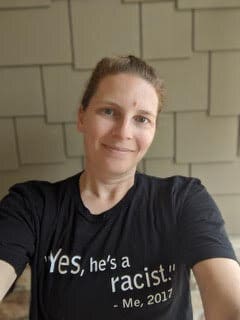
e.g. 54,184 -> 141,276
102,144 -> 133,152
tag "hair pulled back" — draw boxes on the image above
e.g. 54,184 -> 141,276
80,55 -> 166,113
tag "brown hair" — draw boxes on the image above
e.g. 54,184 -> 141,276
80,55 -> 166,113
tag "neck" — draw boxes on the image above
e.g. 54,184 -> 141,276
79,168 -> 136,201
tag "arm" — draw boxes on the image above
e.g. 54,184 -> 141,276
0,259 -> 17,302
0,182 -> 36,303
193,257 -> 240,320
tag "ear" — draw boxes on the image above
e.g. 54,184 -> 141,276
77,106 -> 85,133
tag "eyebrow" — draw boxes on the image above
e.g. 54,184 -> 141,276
97,100 -> 156,118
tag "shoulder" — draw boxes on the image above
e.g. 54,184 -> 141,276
9,171 -> 80,192
1,172 -> 81,209
136,172 -> 204,211
137,171 -> 201,196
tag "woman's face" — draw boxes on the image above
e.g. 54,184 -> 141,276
77,73 -> 159,176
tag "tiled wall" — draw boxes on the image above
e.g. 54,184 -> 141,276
0,0 -> 240,319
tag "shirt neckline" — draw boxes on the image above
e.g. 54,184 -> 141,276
71,170 -> 139,223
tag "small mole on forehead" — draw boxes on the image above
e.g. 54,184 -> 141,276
133,101 -> 138,107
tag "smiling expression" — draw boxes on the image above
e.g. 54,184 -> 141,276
77,73 -> 159,176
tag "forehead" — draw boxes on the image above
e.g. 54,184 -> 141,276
93,73 -> 159,110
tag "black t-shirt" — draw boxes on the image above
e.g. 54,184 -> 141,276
0,171 -> 237,319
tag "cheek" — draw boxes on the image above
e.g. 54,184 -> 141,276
137,130 -> 155,150
86,119 -> 112,142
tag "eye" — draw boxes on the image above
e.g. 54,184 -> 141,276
135,115 -> 150,124
102,108 -> 114,116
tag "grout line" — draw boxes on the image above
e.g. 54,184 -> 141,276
39,66 -> 48,124
207,51 -> 211,116
142,158 -> 146,174
62,123 -> 69,159
82,156 -> 85,169
174,0 -> 177,10
173,112 -> 177,164
189,163 -> 192,177
191,9 -> 194,52
12,117 -> 22,166
237,116 -> 240,156
0,115 -> 43,119
0,5 -> 50,11
0,63 -> 74,69
139,3 -> 143,58
67,0 -> 75,68
10,160 -> 69,166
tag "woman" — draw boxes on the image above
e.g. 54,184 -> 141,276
0,55 -> 240,319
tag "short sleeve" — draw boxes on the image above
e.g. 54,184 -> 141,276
0,182 -> 36,277
177,178 -> 237,269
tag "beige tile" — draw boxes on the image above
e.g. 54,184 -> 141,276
16,117 -> 66,164
145,158 -> 189,177
0,119 -> 18,170
194,312 -> 205,320
124,0 -> 173,2
137,160 -> 144,173
15,265 -> 31,291
145,113 -> 174,158
0,1 -> 71,66
122,0 -> 172,3
43,66 -> 91,122
212,195 -> 240,236
195,9 -> 240,51
0,290 -> 30,319
142,2 -> 191,59
191,290 -> 204,320
230,236 -> 240,261
150,53 -> 208,112
190,270 -> 197,290
210,52 -> 240,116
0,0 -> 50,8
178,0 -> 240,9
0,159 -> 82,199
176,112 -> 238,163
192,162 -> 240,194
71,0 -> 140,69
65,123 -> 84,157
0,67 -> 44,117
230,236 -> 240,249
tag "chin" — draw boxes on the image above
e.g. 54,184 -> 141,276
101,163 -> 136,175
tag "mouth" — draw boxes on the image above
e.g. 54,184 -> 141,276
102,144 -> 134,152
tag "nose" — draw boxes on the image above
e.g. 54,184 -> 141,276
111,118 -> 133,140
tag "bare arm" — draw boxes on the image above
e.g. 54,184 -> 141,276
0,259 -> 17,302
193,258 -> 240,320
